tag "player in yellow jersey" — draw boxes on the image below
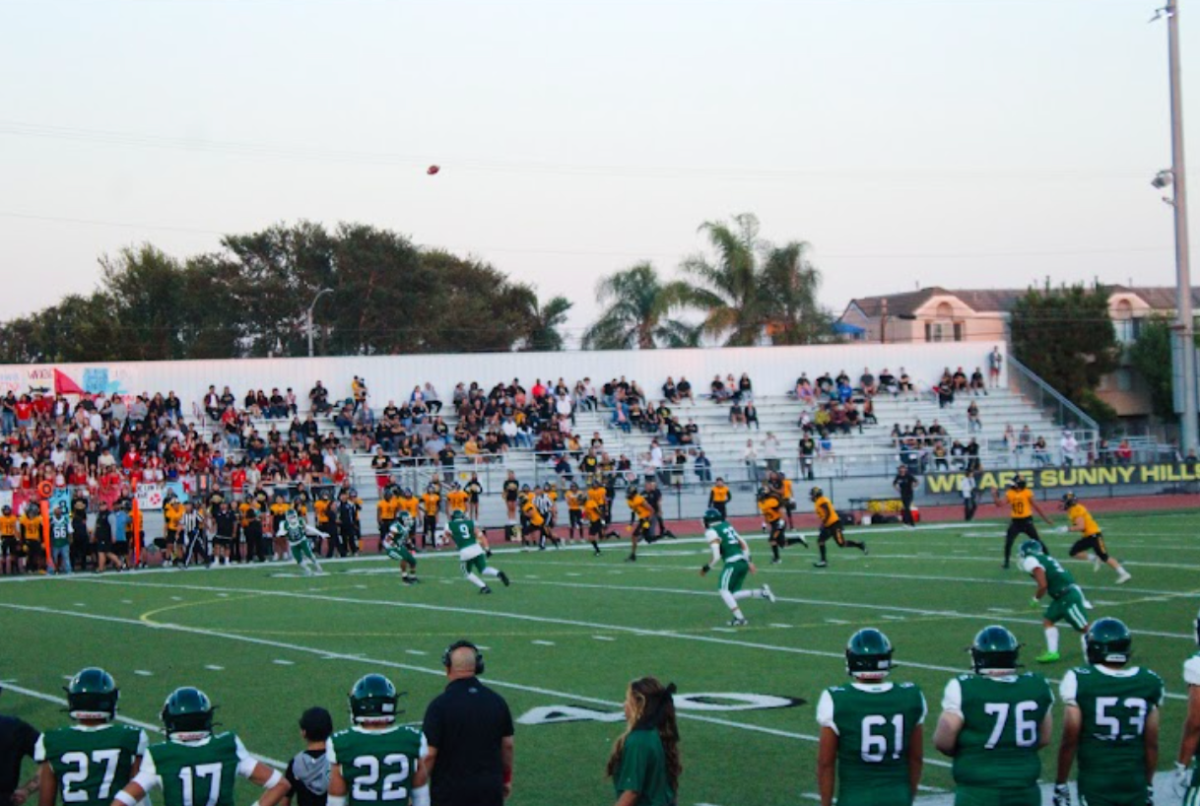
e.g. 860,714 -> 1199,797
1061,492 -> 1130,583
707,478 -> 731,520
419,486 -> 442,549
625,485 -> 656,562
163,495 -> 185,566
446,483 -> 469,522
19,504 -> 45,573
0,504 -> 18,575
269,494 -> 291,561
810,487 -> 866,568
375,487 -> 399,553
565,482 -> 585,541
758,486 -> 806,564
992,475 -> 1053,569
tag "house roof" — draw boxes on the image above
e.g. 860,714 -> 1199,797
844,285 -> 1200,320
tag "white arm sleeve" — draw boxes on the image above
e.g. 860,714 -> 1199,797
1020,556 -> 1042,574
816,690 -> 837,733
136,730 -> 149,755
941,678 -> 964,717
1184,656 -> 1200,686
709,541 -> 722,564
1059,670 -> 1079,706
419,732 -> 428,758
275,523 -> 286,537
33,734 -> 46,763
918,690 -> 929,725
325,737 -> 338,765
234,736 -> 257,778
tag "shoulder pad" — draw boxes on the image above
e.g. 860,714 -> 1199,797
899,682 -> 916,689
1074,667 -> 1092,676
957,674 -> 972,682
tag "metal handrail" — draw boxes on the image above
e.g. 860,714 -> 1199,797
1007,354 -> 1100,433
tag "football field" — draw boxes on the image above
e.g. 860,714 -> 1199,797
3,510 -> 1198,806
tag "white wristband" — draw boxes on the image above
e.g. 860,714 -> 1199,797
411,786 -> 430,806
115,792 -> 138,806
262,770 -> 283,790
328,796 -> 347,806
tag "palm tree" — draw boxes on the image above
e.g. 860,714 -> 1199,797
760,240 -> 835,345
514,288 -> 574,351
582,263 -> 699,350
678,213 -> 767,346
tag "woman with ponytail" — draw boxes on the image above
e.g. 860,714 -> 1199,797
605,676 -> 681,806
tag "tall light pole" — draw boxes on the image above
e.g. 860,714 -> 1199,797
1164,0 -> 1198,454
306,288 -> 334,358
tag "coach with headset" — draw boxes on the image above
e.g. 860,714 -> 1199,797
421,640 -> 515,805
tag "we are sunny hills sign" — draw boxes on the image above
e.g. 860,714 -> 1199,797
924,463 -> 1200,494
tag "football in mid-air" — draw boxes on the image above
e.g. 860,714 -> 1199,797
427,165 -> 440,175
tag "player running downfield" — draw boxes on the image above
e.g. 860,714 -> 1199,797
1021,539 -> 1093,664
699,508 -> 775,627
382,511 -> 420,585
444,510 -> 509,595
934,625 -> 1055,806
275,508 -> 327,576
624,486 -> 656,563
811,487 -> 866,569
36,668 -> 147,806
993,476 -> 1053,569
327,674 -> 429,806
1060,493 -> 1131,584
816,629 -> 926,806
110,687 -> 281,806
1053,617 -> 1163,806
758,486 -> 806,565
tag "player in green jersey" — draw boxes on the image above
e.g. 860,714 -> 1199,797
816,628 -> 926,806
382,513 -> 420,585
1053,618 -> 1163,806
1020,539 -> 1093,664
276,508 -> 327,576
1172,607 -> 1200,804
111,687 -> 281,806
327,674 -> 429,806
698,508 -> 775,626
443,510 -> 509,595
35,668 -> 147,806
934,625 -> 1055,806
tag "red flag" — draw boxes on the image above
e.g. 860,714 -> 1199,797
54,369 -> 85,395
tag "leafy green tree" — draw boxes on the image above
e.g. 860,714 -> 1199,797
760,241 -> 836,345
516,292 -> 573,352
1010,283 -> 1121,422
100,245 -> 189,360
679,213 -> 764,346
582,262 -> 697,350
1129,317 -> 1178,422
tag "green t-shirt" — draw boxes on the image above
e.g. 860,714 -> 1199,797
1060,665 -> 1163,801
943,673 -> 1053,789
328,726 -> 426,806
35,724 -> 148,806
446,519 -> 477,551
1021,552 -> 1076,599
612,728 -> 674,806
51,513 -> 70,549
816,681 -> 926,806
705,522 -> 746,564
137,732 -> 256,806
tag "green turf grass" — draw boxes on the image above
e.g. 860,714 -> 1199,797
2,510 -> 1197,806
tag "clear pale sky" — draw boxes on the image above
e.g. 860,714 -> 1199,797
0,0 -> 1194,344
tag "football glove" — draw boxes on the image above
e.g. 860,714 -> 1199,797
1030,597 -> 1042,609
1145,783 -> 1154,806
1172,763 -> 1190,799
1052,783 -> 1071,806
700,564 -> 710,576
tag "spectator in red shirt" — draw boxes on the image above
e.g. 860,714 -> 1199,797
14,396 -> 33,429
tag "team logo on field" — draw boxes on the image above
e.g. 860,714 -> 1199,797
517,692 -> 804,725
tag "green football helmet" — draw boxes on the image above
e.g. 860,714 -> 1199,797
845,628 -> 893,678
450,509 -> 466,521
65,667 -> 118,721
349,674 -> 399,723
1018,539 -> 1042,559
396,511 -> 414,531
971,625 -> 1021,674
702,508 -> 723,527
161,687 -> 214,737
1086,617 -> 1132,666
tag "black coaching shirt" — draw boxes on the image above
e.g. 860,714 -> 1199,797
422,677 -> 514,806
0,714 -> 39,806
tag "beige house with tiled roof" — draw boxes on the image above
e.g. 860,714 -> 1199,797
839,285 -> 1200,418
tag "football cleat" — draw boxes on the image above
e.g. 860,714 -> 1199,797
812,560 -> 828,568
1115,570 -> 1132,584
625,554 -> 637,562
480,586 -> 493,595
1035,650 -> 1061,664
761,584 -> 776,603
729,617 -> 749,627
498,571 -> 511,587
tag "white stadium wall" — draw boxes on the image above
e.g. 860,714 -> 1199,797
0,342 -> 1004,407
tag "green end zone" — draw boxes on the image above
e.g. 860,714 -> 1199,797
3,511 -> 1198,806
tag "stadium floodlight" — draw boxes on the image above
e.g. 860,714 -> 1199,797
1152,169 -> 1174,189
307,288 -> 334,357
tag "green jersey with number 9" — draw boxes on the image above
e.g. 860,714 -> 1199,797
328,726 -> 426,806
135,732 -> 258,806
943,673 -> 1053,789
816,682 -> 927,805
34,724 -> 148,806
